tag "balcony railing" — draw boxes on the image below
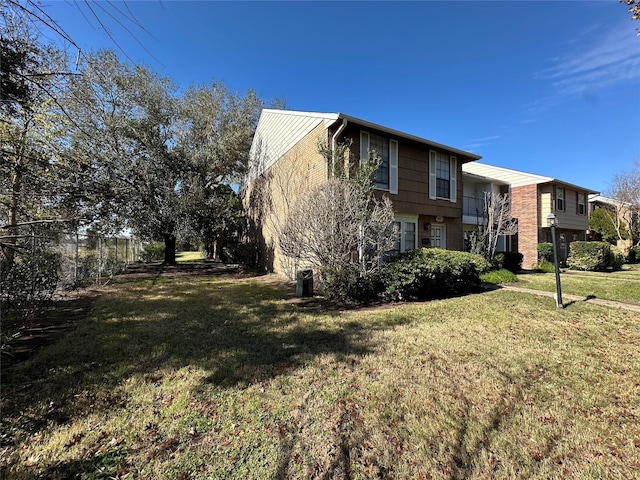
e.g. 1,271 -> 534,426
463,196 -> 485,217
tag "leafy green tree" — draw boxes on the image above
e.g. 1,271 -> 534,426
589,207 -> 629,245
65,50 -> 183,263
1,10 -> 74,270
177,81 -> 267,259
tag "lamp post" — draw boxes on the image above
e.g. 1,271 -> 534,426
547,213 -> 563,308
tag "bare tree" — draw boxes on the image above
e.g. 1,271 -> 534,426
278,143 -> 396,289
279,178 -> 395,278
608,161 -> 640,246
469,192 -> 518,262
621,0 -> 640,35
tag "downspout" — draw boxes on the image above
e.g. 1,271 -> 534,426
331,118 -> 348,177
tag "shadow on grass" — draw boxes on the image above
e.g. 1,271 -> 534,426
1,278 -> 412,451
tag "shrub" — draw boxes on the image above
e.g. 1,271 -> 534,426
141,241 -> 165,263
481,269 -> 518,285
537,242 -> 553,262
1,246 -> 62,323
532,261 -> 556,273
321,265 -> 382,302
382,248 -> 491,301
223,242 -> 259,268
628,245 -> 640,264
609,247 -> 625,271
567,241 -> 621,271
494,252 -> 523,273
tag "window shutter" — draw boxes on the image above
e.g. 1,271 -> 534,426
360,131 -> 369,165
449,156 -> 457,203
429,150 -> 436,200
389,139 -> 398,194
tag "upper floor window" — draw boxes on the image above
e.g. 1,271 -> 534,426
369,134 -> 390,188
360,131 -> 398,194
577,192 -> 586,215
556,186 -> 565,211
429,150 -> 457,202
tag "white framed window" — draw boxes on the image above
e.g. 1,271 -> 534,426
392,216 -> 418,253
360,131 -> 398,194
556,186 -> 565,211
429,150 -> 457,202
577,192 -> 585,215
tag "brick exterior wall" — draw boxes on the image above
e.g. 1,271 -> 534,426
511,184 -> 541,269
244,123 -> 328,277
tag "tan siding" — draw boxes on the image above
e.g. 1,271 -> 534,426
344,124 -> 465,247
244,123 -> 328,277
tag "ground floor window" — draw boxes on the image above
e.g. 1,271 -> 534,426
392,216 -> 418,254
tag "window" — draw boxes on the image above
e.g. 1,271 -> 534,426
360,131 -> 398,193
369,134 -> 389,188
429,150 -> 457,202
556,186 -> 565,211
392,217 -> 417,253
577,192 -> 585,215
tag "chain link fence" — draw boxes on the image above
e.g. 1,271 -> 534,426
56,232 -> 142,287
1,227 -> 145,355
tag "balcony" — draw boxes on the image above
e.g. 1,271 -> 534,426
463,196 -> 485,217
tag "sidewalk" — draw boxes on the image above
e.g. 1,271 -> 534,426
499,285 -> 640,312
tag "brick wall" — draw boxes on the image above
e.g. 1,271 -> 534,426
244,123 -> 328,277
511,184 -> 541,269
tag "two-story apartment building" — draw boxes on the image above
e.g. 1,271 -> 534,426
462,163 -> 598,269
244,109 -> 482,276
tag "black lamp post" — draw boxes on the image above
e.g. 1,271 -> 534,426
547,213 -> 563,308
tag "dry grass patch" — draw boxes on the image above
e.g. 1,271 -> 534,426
1,275 -> 639,479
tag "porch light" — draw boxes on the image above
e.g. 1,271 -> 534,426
546,213 -> 563,308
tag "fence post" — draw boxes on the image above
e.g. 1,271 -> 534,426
31,228 -> 36,302
75,227 -> 79,285
98,236 -> 102,283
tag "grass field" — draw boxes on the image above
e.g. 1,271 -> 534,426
1,271 -> 639,479
518,264 -> 640,304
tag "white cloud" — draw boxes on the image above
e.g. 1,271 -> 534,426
538,25 -> 640,96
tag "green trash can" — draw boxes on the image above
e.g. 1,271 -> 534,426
296,269 -> 313,297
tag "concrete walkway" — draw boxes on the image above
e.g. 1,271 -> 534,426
499,285 -> 640,313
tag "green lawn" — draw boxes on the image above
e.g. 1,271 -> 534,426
518,264 -> 640,304
175,250 -> 206,263
2,273 -> 639,479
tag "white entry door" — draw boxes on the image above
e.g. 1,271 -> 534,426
431,224 -> 446,249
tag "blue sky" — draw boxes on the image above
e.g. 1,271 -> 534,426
44,1 -> 640,193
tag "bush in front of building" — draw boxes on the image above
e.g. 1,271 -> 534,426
321,264 -> 383,302
381,248 -> 491,301
627,245 -> 640,264
480,268 -> 518,285
537,242 -> 553,263
494,251 -> 523,273
567,241 -> 623,271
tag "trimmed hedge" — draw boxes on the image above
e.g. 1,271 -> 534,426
567,241 -> 623,271
628,245 -> 640,264
382,248 -> 491,301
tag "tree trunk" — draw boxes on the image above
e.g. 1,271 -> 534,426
163,231 -> 176,265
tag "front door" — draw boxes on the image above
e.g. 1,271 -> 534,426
431,224 -> 446,249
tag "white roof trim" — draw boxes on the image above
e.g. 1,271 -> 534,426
463,162 -> 598,193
